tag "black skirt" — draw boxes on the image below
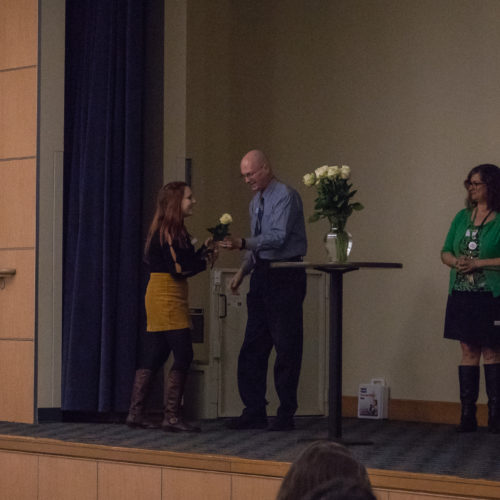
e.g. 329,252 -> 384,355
444,291 -> 500,347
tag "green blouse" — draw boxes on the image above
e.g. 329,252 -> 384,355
442,208 -> 500,297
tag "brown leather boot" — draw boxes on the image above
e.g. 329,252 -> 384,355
162,369 -> 201,432
126,368 -> 160,428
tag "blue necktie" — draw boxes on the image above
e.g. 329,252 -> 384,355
255,196 -> 264,236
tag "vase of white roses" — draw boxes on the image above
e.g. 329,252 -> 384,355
303,165 -> 363,263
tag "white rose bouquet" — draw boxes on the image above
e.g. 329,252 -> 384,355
207,213 -> 232,241
303,165 -> 363,231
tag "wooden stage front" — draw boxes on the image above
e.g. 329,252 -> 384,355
1,415 -> 500,499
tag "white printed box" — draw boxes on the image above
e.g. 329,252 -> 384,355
358,378 -> 389,419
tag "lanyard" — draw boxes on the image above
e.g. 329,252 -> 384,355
466,208 -> 493,251
470,208 -> 493,230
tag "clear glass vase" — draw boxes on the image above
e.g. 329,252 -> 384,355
324,224 -> 352,263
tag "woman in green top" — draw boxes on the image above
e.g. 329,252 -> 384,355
442,164 -> 500,433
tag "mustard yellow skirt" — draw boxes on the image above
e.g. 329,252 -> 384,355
145,273 -> 191,332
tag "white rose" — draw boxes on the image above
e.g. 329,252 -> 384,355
340,165 -> 351,179
327,166 -> 339,179
303,173 -> 316,187
219,213 -> 232,224
314,165 -> 329,179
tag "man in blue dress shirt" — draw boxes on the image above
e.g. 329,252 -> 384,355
222,150 -> 307,431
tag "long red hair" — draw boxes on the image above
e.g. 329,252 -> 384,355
144,182 -> 189,259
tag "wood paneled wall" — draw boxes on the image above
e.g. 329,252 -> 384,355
0,0 -> 38,423
1,446 -> 499,500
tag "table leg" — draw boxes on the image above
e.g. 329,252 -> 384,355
329,270 -> 343,440
325,268 -> 372,445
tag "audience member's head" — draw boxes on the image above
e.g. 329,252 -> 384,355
276,441 -> 371,500
302,479 -> 376,500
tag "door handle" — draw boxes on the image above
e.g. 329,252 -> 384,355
0,268 -> 16,290
219,293 -> 227,318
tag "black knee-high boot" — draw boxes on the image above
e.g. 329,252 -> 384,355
484,363 -> 500,433
457,365 -> 479,432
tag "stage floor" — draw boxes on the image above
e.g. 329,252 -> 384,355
0,416 -> 499,482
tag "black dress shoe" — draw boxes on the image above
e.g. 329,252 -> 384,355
268,417 -> 294,431
456,414 -> 477,433
225,414 -> 268,430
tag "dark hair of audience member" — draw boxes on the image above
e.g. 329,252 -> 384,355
302,479 -> 376,500
276,441 -> 371,500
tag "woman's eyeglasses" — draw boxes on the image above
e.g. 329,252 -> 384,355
464,180 -> 486,189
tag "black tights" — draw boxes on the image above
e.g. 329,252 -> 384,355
137,329 -> 193,373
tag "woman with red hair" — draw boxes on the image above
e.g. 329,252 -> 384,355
126,182 -> 215,432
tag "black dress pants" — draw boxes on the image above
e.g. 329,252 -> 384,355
237,262 -> 307,418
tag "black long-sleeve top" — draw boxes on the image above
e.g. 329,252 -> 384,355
147,230 -> 207,278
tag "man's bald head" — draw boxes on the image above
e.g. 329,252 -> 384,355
240,150 -> 274,192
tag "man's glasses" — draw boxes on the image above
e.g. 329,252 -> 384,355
241,165 -> 263,180
464,180 -> 486,189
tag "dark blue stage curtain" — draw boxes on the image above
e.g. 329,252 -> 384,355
62,0 -> 144,412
